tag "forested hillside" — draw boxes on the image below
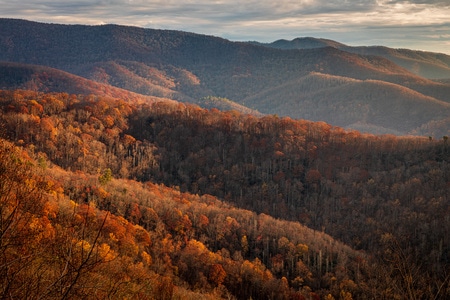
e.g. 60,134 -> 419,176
2,19 -> 450,136
0,89 -> 449,299
3,135 -> 365,299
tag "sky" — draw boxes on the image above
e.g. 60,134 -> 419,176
1,0 -> 450,54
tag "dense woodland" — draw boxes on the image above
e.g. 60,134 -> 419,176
0,89 -> 449,299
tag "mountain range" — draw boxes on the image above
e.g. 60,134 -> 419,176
1,18 -> 450,137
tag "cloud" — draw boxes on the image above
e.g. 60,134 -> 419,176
384,0 -> 449,5
0,0 -> 449,54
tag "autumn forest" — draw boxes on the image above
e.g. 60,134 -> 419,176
0,19 -> 449,299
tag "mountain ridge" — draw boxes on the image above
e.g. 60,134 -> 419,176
263,37 -> 450,79
242,72 -> 450,134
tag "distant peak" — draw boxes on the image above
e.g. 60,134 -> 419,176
268,37 -> 346,50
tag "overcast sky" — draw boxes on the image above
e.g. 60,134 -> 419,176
1,0 -> 449,54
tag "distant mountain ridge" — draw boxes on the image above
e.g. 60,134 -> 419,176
253,37 -> 346,49
0,61 -> 173,103
1,18 -> 450,137
243,72 -> 450,134
263,37 -> 450,79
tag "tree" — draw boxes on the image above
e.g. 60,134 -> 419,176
99,168 -> 113,185
209,263 -> 226,286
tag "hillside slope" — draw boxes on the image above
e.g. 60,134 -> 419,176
0,61 -> 173,104
0,61 -> 261,115
243,72 -> 450,135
